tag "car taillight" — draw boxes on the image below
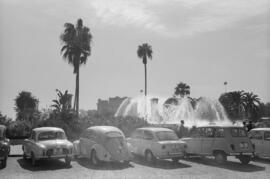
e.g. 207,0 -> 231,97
230,144 -> 235,151
162,145 -> 166,150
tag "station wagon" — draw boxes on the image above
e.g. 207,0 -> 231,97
182,125 -> 254,164
249,128 -> 270,158
127,127 -> 186,163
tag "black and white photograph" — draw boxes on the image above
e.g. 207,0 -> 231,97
0,0 -> 270,178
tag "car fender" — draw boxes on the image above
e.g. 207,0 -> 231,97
91,143 -> 110,161
73,140 -> 80,156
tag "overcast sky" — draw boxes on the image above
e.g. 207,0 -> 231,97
0,0 -> 270,119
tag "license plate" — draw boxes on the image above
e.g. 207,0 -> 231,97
55,148 -> 62,155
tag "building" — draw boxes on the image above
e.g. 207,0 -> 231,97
97,97 -> 127,116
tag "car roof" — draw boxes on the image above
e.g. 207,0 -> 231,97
250,128 -> 270,132
136,127 -> 173,132
33,127 -> 64,132
86,126 -> 123,134
197,125 -> 243,128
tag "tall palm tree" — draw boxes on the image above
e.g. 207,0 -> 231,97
244,92 -> 261,119
137,43 -> 153,96
174,82 -> 190,97
60,19 -> 92,116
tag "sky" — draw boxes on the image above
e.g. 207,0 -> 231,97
0,0 -> 270,119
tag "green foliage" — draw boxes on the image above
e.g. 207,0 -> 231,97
0,112 -> 12,126
219,91 -> 261,121
137,43 -> 153,64
51,89 -> 73,113
174,82 -> 190,97
14,91 -> 40,127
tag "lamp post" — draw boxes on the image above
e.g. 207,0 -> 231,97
224,81 -> 228,93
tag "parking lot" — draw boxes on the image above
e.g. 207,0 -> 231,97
1,145 -> 270,179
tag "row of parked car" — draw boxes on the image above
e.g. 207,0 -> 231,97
1,124 -> 270,168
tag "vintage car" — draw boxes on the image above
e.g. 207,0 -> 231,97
0,125 -> 10,168
73,126 -> 132,165
22,127 -> 73,166
249,128 -> 270,158
182,125 -> 254,164
127,127 -> 187,163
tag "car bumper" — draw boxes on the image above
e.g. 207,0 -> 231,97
36,154 -> 73,160
157,152 -> 185,159
229,152 -> 254,156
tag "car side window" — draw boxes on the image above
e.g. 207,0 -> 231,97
143,131 -> 154,140
264,131 -> 270,141
215,128 -> 225,138
190,128 -> 200,138
131,130 -> 143,139
205,128 -> 215,138
250,131 -> 263,140
198,128 -> 206,137
30,131 -> 36,141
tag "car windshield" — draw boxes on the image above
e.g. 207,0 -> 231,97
156,131 -> 179,141
231,128 -> 247,137
38,131 -> 66,141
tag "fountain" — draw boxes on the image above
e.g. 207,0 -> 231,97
114,94 -> 233,128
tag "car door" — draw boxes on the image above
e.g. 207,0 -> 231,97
250,131 -> 263,156
201,127 -> 215,155
185,128 -> 203,154
263,131 -> 270,157
129,130 -> 144,155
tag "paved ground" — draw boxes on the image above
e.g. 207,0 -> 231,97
1,145 -> 270,179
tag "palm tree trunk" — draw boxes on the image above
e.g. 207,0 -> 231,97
144,63 -> 147,96
76,66 -> 79,116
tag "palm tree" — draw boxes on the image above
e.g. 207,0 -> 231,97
51,89 -> 73,114
60,19 -> 92,116
137,43 -> 153,96
174,82 -> 190,97
244,92 -> 261,119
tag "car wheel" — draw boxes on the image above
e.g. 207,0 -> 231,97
91,150 -> 99,166
145,150 -> 155,163
0,157 -> 7,168
172,157 -> 180,163
65,157 -> 72,166
23,153 -> 27,160
239,155 -> 251,165
214,152 -> 227,164
31,152 -> 36,166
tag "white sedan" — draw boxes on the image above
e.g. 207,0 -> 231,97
249,128 -> 270,158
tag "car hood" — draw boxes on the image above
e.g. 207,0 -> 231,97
37,139 -> 73,149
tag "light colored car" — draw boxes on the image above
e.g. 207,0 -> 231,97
182,125 -> 254,164
73,126 -> 132,165
127,127 -> 186,163
249,128 -> 270,158
0,125 -> 10,168
22,127 -> 73,166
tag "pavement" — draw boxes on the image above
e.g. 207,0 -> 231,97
1,145 -> 270,179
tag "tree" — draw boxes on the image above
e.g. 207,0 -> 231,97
0,112 -> 12,126
51,89 -> 73,114
14,91 -> 39,127
60,18 -> 93,116
244,92 -> 261,119
137,43 -> 153,96
174,82 -> 190,97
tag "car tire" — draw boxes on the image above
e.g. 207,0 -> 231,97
214,152 -> 227,164
239,155 -> 251,165
23,153 -> 27,160
91,150 -> 100,166
31,152 -> 36,166
172,157 -> 180,163
65,157 -> 72,167
0,157 -> 7,168
145,150 -> 155,163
